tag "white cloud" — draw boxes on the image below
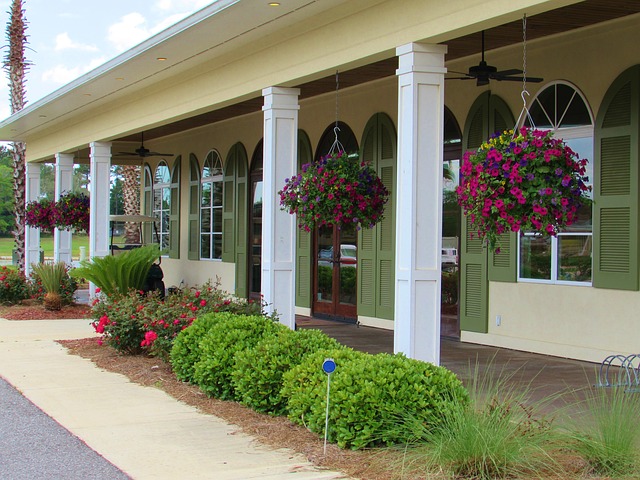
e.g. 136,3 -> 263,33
107,12 -> 150,52
54,32 -> 98,52
155,0 -> 174,10
41,57 -> 107,85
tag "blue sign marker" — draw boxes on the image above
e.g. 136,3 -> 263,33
322,358 -> 336,374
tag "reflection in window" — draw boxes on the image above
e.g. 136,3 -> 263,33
200,151 -> 223,260
519,82 -> 593,285
153,162 -> 171,251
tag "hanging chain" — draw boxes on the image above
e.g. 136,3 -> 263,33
514,13 -> 534,134
328,70 -> 344,155
335,70 -> 339,129
522,14 -> 527,98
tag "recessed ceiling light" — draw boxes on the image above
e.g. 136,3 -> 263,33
115,77 -> 125,81
269,2 -> 280,6
38,114 -> 47,118
84,93 -> 92,97
156,57 -> 167,61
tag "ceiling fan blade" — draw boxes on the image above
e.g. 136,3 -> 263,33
446,76 -> 474,80
147,152 -> 175,157
493,69 -> 522,77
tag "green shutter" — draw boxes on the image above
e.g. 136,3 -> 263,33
357,113 -> 397,319
222,151 -> 236,262
188,154 -> 200,260
228,143 -> 249,298
168,156 -> 181,259
460,93 -> 515,332
142,164 -> 153,244
358,120 -> 378,317
593,66 -> 640,290
295,131 -> 313,308
487,95 -> 516,282
375,115 -> 396,320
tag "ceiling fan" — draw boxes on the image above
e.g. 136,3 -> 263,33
448,31 -> 543,86
114,132 -> 174,158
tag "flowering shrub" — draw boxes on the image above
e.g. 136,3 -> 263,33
25,192 -> 89,233
0,266 -> 30,305
29,263 -> 78,306
456,127 -> 591,251
90,280 -> 276,358
279,151 -> 389,232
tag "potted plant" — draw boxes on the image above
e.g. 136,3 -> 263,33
279,151 -> 389,232
456,127 -> 591,252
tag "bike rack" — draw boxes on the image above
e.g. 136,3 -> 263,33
597,354 -> 640,392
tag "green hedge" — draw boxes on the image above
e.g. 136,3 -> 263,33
233,328 -> 342,415
192,314 -> 284,400
282,349 -> 469,449
170,312 -> 235,382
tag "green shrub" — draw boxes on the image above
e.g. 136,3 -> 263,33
170,312 -> 236,382
233,328 -> 342,415
29,262 -> 78,306
71,244 -> 161,296
0,265 -> 30,304
282,349 -> 469,449
192,314 -> 284,400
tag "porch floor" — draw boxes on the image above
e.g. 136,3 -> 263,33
296,316 -> 600,411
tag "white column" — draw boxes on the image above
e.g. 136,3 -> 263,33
54,153 -> 74,265
25,163 -> 41,274
89,142 -> 111,265
261,87 -> 300,330
394,43 -> 447,365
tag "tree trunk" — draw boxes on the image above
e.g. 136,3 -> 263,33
4,0 -> 29,272
122,165 -> 141,244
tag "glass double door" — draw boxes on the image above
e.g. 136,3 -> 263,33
313,225 -> 357,321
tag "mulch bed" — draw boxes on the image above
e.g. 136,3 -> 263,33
0,301 -> 92,320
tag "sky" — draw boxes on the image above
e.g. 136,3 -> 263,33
0,0 -> 214,120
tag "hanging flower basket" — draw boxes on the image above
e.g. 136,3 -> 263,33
279,151 -> 389,232
26,192 -> 90,234
25,198 -> 56,232
456,127 -> 591,252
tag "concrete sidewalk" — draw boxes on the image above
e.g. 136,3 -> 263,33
0,319 -> 348,480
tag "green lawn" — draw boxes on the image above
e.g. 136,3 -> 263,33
0,234 -> 90,259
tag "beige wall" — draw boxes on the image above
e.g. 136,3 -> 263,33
461,282 -> 640,363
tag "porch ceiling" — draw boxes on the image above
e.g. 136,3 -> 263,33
120,0 -> 639,145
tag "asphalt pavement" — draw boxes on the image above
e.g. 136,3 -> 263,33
0,376 -> 130,480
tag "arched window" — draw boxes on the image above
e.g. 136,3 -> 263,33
153,161 -> 171,251
200,151 -> 223,260
519,82 -> 594,284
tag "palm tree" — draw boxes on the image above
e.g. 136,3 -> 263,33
3,0 -> 29,271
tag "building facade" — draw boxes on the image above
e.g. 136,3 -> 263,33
2,0 -> 639,364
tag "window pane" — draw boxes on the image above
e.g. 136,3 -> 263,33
155,163 -> 170,183
519,235 -> 551,280
201,208 -> 211,233
213,234 -> 222,260
201,234 -> 210,259
162,187 -> 170,210
213,181 -> 223,207
558,235 -> 592,283
564,137 -> 593,232
201,181 -> 212,206
213,207 -> 222,234
202,156 -> 212,178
